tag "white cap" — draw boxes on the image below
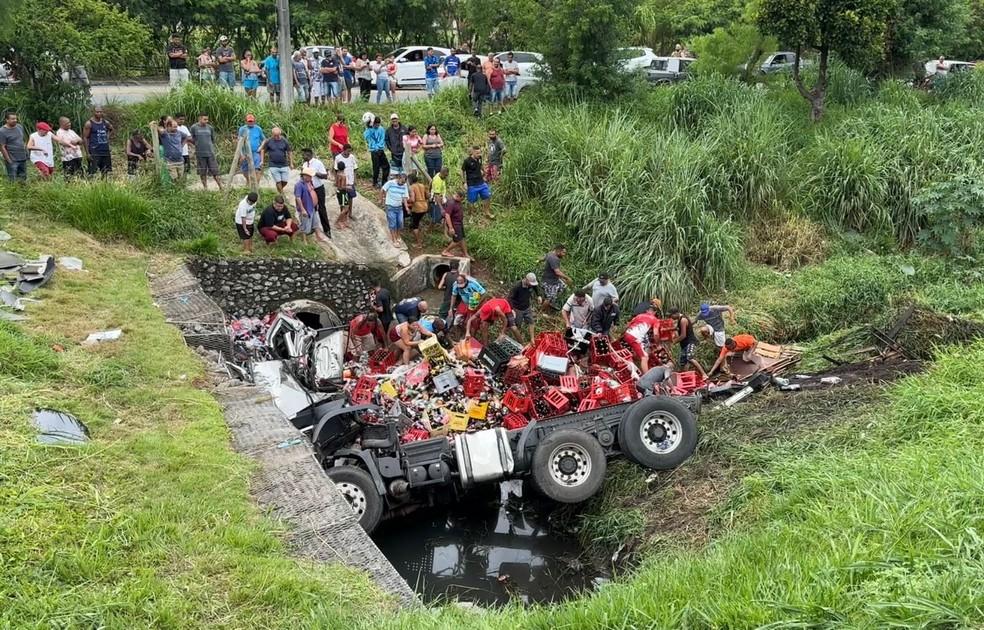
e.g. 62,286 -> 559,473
390,113 -> 399,120
525,273 -> 538,286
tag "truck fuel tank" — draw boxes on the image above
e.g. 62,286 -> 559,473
454,428 -> 515,487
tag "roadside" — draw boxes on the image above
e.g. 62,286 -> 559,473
91,80 -> 429,105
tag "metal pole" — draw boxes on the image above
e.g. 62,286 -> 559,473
276,0 -> 293,110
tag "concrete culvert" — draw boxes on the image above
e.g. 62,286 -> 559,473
432,263 -> 450,287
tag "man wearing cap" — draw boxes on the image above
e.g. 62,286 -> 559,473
696,302 -> 735,348
294,168 -> 326,244
216,37 -> 237,89
258,194 -> 299,244
26,122 -> 55,179
237,115 -> 265,188
582,273 -> 619,309
385,113 -> 407,175
508,272 -> 542,342
590,296 -> 619,336
166,34 -> 190,88
260,126 -> 293,193
301,148 -> 330,237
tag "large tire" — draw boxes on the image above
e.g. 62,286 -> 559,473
531,429 -> 607,504
326,466 -> 384,533
618,397 -> 698,470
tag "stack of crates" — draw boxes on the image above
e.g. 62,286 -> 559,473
419,336 -> 450,371
477,336 -> 524,374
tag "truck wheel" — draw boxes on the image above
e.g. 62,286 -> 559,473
618,397 -> 697,470
531,429 -> 607,503
326,466 -> 384,533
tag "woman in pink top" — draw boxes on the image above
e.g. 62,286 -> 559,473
386,57 -> 398,100
401,126 -> 422,175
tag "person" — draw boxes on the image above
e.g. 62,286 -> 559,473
174,113 -> 192,175
26,122 -> 55,179
444,49 -> 462,86
301,148 -> 330,237
372,54 -> 391,103
582,273 -> 619,308
260,126 -> 292,192
709,333 -> 762,376
0,112 -> 27,182
308,50 -> 324,105
237,114 -> 265,188
489,59 -> 506,110
540,244 -> 572,309
670,307 -> 707,377
166,34 -> 190,88
508,272 -> 542,341
418,315 -> 447,342
335,143 -> 358,223
590,296 -> 619,336
394,297 -> 429,324
258,194 -> 299,244
340,47 -> 355,103
235,192 -> 258,254
401,126 -> 423,176
55,117 -> 84,178
623,307 -> 661,373
469,64 -> 491,117
440,191 -> 469,259
430,165 -> 448,224
448,273 -> 486,329
215,36 -> 236,88
562,290 -> 594,329
636,364 -> 673,396
371,282 -> 393,333
333,163 -> 351,228
389,319 -> 434,365
671,44 -> 683,58
380,172 -> 409,244
385,113 -> 408,175
696,302 -> 736,348
364,116 -> 389,187
262,47 -> 281,104
502,52 -> 521,101
386,55 -> 398,101
328,114 -> 348,158
125,129 -> 151,177
83,107 -> 114,176
483,52 -> 496,76
197,48 -> 216,82
156,118 -> 187,181
436,260 -> 459,319
408,174 -> 430,249
486,129 -> 505,183
423,124 -> 444,177
462,145 -> 493,219
466,297 -> 520,342
188,113 -> 222,190
292,52 -> 309,103
461,51 -> 481,78
347,311 -> 386,357
241,50 -> 261,97
294,168 -> 323,244
424,47 -> 442,97
632,297 -> 663,317
320,50 -> 341,103
355,53 -> 372,100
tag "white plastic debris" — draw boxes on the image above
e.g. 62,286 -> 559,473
58,257 -> 84,271
83,329 -> 123,345
820,376 -> 843,385
0,231 -> 11,242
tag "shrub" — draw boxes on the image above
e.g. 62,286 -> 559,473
913,175 -> 984,256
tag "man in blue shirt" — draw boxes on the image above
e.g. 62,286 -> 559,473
237,114 -> 265,188
362,115 -> 389,187
444,50 -> 461,78
341,47 -> 355,103
380,173 -> 409,244
449,273 -> 487,328
424,48 -> 443,97
262,47 -> 281,104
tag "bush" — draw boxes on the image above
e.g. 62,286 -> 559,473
913,175 -> 984,256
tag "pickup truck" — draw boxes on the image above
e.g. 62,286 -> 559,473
290,393 -> 700,533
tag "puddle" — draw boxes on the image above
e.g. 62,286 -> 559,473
373,481 -> 607,606
34,409 -> 89,445
252,360 -> 326,417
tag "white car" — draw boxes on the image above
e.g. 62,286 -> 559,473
386,45 -> 451,88
924,59 -> 976,76
440,51 -> 545,94
617,47 -> 659,72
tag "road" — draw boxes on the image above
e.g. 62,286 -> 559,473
90,81 -> 428,106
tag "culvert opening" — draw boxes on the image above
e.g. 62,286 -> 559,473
432,263 -> 451,287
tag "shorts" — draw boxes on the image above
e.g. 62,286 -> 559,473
680,342 -> 697,365
299,210 -> 315,234
336,189 -> 351,207
513,307 -> 534,327
268,82 -> 281,95
467,182 -> 491,203
166,161 -> 183,180
268,166 -> 290,183
713,329 -> 726,347
624,334 -> 646,360
386,205 -> 404,230
410,211 -> 427,229
240,152 -> 261,173
243,78 -> 259,90
452,223 -> 465,242
344,75 -> 354,89
196,155 -> 219,176
236,223 -> 254,240
542,280 -> 566,304
34,161 -> 54,176
485,164 -> 501,182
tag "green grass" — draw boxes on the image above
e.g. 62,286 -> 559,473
0,215 -> 388,627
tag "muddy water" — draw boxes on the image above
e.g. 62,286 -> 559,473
373,481 -> 607,606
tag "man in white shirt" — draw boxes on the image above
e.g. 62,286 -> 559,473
302,147 -> 330,237
562,290 -> 595,329
582,272 -> 619,308
55,117 -> 84,178
234,192 -> 258,253
27,122 -> 55,179
501,52 -> 521,101
175,113 -> 192,175
334,143 -> 358,218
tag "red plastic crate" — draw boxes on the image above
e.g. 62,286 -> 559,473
502,364 -> 526,385
401,427 -> 432,443
535,332 -> 567,355
577,398 -> 599,412
606,382 -> 637,404
614,364 -> 634,384
368,348 -> 398,372
350,387 -> 374,405
521,372 -> 547,393
544,388 -> 571,414
589,335 -> 613,363
463,368 -> 487,397
503,413 -> 529,430
672,371 -> 699,390
658,318 -> 676,342
559,375 -> 579,393
502,389 -> 530,413
588,379 -> 613,401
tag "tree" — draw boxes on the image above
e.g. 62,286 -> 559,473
632,0 -> 745,53
758,0 -> 894,120
880,0 -> 972,76
691,23 -> 777,79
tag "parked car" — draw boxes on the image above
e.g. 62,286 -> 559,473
616,47 -> 660,73
0,61 -> 18,88
645,56 -> 694,85
758,51 -> 813,75
385,45 -> 451,88
923,59 -> 976,76
441,51 -> 545,94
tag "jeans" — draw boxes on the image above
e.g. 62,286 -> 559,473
296,84 -> 309,102
424,154 -> 442,177
507,81 -> 518,99
169,68 -> 190,88
389,154 -> 404,175
472,93 -> 488,117
491,89 -> 504,103
5,159 -> 26,181
371,150 -> 390,186
375,77 -> 390,103
426,77 -> 439,96
218,71 -> 235,88
325,81 -> 340,98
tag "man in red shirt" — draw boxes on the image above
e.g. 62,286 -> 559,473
465,297 -> 521,342
709,333 -> 762,376
621,307 -> 661,373
346,311 -> 386,358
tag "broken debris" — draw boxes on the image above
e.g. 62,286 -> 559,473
82,329 -> 123,345
34,409 -> 90,445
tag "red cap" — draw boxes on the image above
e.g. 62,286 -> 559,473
245,114 -> 256,123
36,121 -> 52,132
